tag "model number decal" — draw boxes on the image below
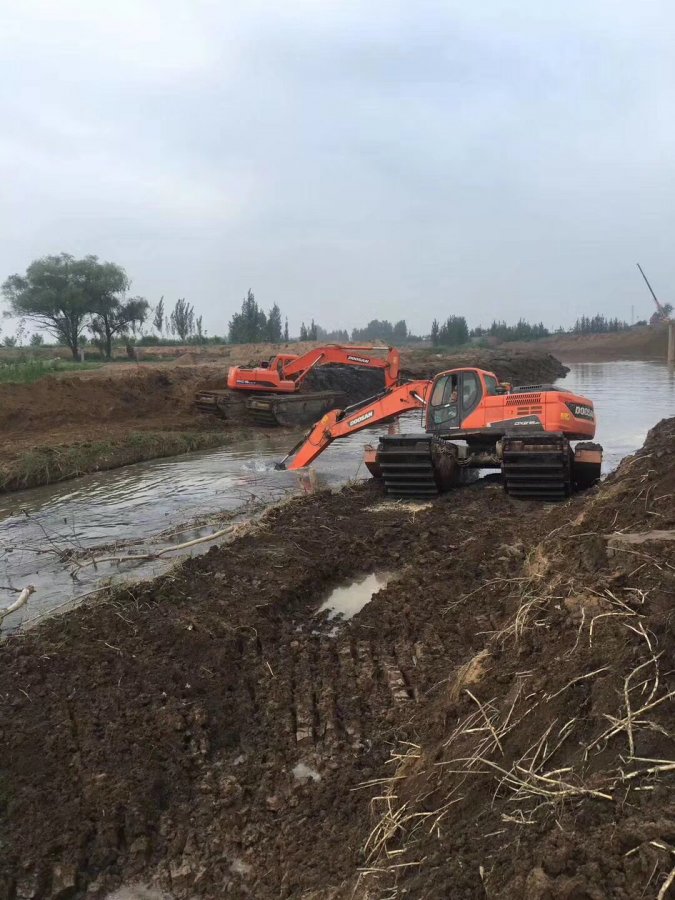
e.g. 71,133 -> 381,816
348,410 -> 374,427
347,355 -> 371,364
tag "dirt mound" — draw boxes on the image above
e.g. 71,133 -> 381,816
304,365 -> 386,404
0,368 -> 229,435
401,346 -> 569,384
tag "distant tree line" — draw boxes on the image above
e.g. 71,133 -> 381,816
472,319 -> 550,342
430,316 -> 469,347
1,254 -> 649,355
352,319 -> 409,342
572,314 -> 628,335
226,296 -> 419,345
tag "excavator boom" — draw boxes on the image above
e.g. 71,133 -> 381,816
227,344 -> 401,392
278,379 -> 430,470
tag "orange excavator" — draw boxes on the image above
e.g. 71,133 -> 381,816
277,366 -> 603,499
196,345 -> 401,426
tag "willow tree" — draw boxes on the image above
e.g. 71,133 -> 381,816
2,254 -> 93,358
2,253 -> 141,359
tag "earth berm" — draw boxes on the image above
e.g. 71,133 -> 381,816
1,416 -> 672,899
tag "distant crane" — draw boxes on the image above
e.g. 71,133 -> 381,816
636,263 -> 672,324
636,263 -> 674,364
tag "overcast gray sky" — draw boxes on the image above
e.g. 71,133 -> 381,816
2,0 -> 675,337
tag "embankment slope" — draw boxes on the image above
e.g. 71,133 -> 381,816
0,416 -> 672,898
510,322 -> 671,362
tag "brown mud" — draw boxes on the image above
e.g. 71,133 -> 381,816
1,416 -> 673,899
0,348 -> 567,492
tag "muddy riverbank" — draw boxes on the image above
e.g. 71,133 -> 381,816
0,348 -> 567,492
1,415 -> 673,899
508,322 -> 671,362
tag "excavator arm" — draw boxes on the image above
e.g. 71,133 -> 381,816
228,344 -> 401,393
280,345 -> 401,389
277,379 -> 430,470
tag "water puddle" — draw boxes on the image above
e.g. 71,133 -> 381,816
316,571 -> 394,621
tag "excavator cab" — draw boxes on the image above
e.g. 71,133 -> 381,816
426,369 -> 484,433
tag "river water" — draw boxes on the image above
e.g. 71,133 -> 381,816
1,360 -> 673,630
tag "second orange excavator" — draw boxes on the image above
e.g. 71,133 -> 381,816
277,366 -> 603,499
195,345 -> 401,426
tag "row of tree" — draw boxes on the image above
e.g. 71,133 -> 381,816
572,315 -> 628,334
472,319 -> 550,342
226,298 -> 417,345
228,290 -> 288,343
152,297 -> 205,342
1,252 -> 654,356
430,316 -> 469,347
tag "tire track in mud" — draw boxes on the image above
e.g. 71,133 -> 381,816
0,479 -> 543,899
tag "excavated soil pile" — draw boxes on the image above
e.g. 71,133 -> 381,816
2,417 -> 672,899
304,365 -> 386,403
0,368 -> 236,491
401,347 -> 569,385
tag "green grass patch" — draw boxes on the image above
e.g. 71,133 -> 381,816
0,359 -> 103,384
0,431 -> 231,492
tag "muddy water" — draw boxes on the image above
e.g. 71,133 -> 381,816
1,361 -> 673,631
0,415 -> 421,630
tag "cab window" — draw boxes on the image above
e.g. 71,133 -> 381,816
484,374 -> 498,396
429,374 -> 459,427
430,374 -> 457,407
462,372 -> 479,407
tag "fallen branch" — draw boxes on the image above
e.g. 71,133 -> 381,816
0,585 -> 35,626
80,526 -> 238,568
